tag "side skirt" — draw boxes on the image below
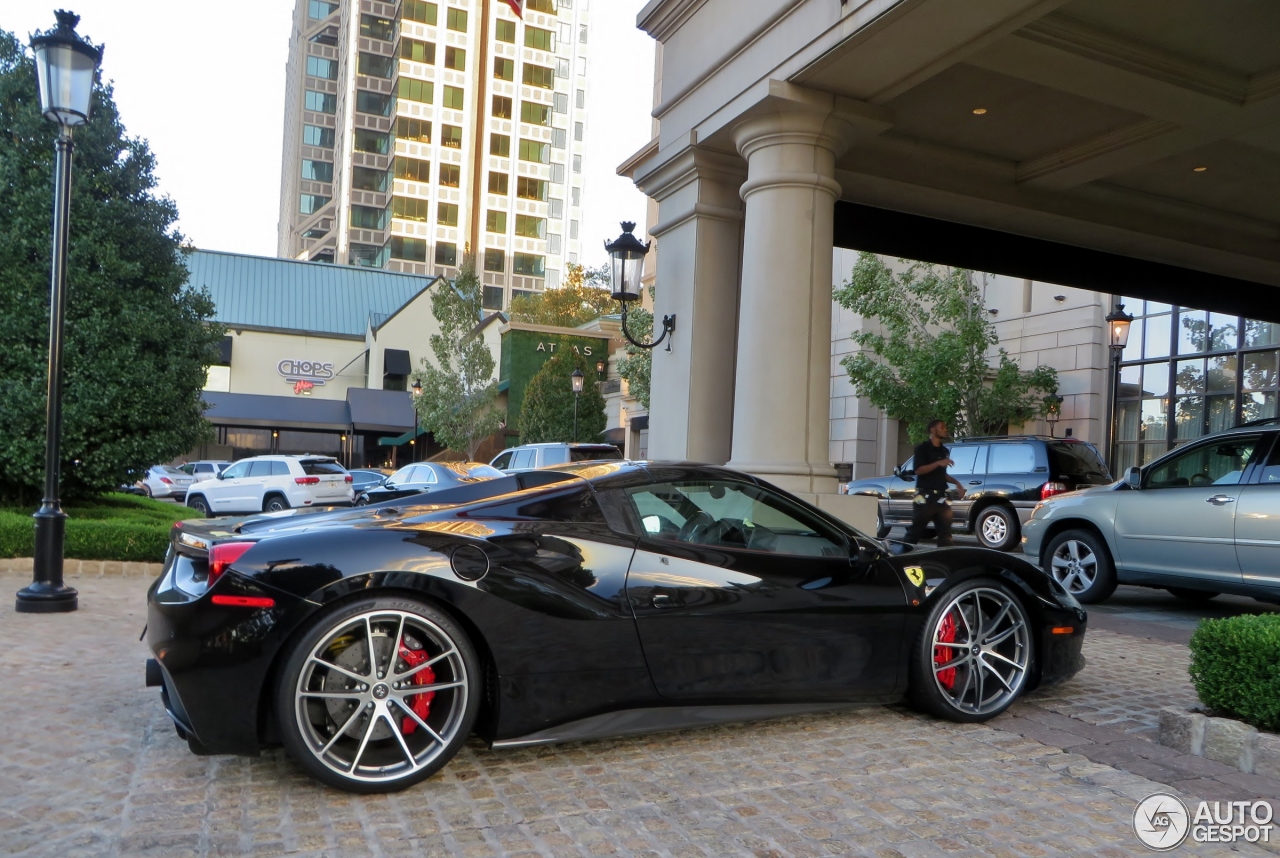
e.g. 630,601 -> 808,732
490,700 -> 891,749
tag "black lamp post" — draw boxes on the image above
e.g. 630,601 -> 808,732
605,222 -> 674,351
570,369 -> 584,442
410,379 -> 422,462
1044,392 -> 1064,438
16,12 -> 103,615
1104,304 -> 1134,467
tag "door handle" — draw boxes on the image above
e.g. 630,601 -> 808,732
968,480 -> 982,485
1206,495 -> 1235,505
651,594 -> 674,608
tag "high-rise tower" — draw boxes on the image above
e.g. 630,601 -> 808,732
278,0 -> 590,310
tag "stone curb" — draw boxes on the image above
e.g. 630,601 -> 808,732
0,557 -> 163,577
1159,706 -> 1280,778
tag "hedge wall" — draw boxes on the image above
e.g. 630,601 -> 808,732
0,494 -> 187,563
1189,613 -> 1280,733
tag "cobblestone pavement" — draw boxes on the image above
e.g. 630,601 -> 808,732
2,572 -> 1276,858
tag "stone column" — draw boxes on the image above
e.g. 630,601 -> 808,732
635,146 -> 746,464
727,108 -> 854,494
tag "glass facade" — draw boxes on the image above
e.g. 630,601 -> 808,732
1114,298 -> 1280,473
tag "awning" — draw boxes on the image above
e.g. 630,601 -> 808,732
377,425 -> 428,446
202,391 -> 351,431
384,348 -> 412,376
217,336 -> 233,365
629,415 -> 649,431
347,387 -> 416,433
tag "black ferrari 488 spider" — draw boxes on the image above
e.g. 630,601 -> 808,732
145,461 -> 1086,792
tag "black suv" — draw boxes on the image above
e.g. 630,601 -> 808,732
842,435 -> 1112,550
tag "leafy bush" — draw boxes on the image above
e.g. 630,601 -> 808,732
1189,614 -> 1280,732
0,493 -> 186,562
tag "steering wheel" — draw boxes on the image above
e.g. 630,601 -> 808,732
677,511 -> 717,543
1189,473 -> 1212,487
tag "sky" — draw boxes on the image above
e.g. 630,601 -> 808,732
4,1 -> 655,269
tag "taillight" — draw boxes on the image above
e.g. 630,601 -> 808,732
1041,481 -> 1069,500
208,542 -> 255,586
344,475 -> 353,483
295,476 -> 320,485
160,477 -> 173,484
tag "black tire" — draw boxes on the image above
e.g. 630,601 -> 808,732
186,495 -> 211,517
1166,587 -> 1219,603
875,506 -> 891,539
263,494 -> 290,513
274,595 -> 481,793
974,505 -> 1019,551
908,578 -> 1032,722
1042,528 -> 1117,604
142,484 -> 153,498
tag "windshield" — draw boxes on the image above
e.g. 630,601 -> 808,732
1049,441 -> 1111,479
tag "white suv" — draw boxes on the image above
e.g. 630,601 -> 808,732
185,456 -> 353,516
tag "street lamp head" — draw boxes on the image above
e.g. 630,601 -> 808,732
570,368 -> 585,394
1105,303 -> 1134,351
596,359 -> 606,377
30,11 -> 103,128
411,379 -> 422,398
604,221 -> 650,303
1044,392 -> 1064,426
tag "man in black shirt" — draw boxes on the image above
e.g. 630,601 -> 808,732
905,419 -> 966,546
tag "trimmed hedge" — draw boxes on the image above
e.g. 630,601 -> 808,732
0,493 -> 188,563
1189,613 -> 1280,733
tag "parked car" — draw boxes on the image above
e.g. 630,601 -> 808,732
348,468 -> 395,494
145,460 -> 1087,792
356,462 -> 504,505
843,436 -> 1112,551
137,465 -> 196,499
1023,420 -> 1280,604
489,442 -> 621,472
185,456 -> 353,516
179,460 -> 231,480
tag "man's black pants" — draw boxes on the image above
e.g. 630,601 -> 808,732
904,489 -> 954,546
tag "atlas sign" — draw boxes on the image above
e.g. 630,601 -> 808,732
277,358 -> 334,386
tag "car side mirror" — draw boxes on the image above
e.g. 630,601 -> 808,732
216,472 -> 225,480
899,469 -> 915,481
1125,466 -> 1141,489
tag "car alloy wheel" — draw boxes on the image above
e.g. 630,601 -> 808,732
910,580 -> 1030,721
186,495 -> 210,517
264,495 -> 289,513
975,506 -> 1017,551
278,598 -> 479,792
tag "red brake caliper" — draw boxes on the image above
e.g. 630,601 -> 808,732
397,644 -> 436,735
934,612 -> 958,690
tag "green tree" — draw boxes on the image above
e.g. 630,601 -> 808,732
615,290 -> 654,409
411,257 -> 502,458
508,262 -> 613,327
0,30 -> 222,504
834,253 -> 1058,443
518,351 -> 607,443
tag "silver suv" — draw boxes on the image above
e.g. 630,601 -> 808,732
1022,420 -> 1280,604
490,442 -> 621,473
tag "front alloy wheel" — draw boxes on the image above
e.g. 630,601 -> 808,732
975,505 -> 1018,551
1043,529 -> 1116,603
910,580 -> 1031,721
276,597 -> 480,792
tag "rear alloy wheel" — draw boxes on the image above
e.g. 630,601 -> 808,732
1043,529 -> 1116,603
142,484 -> 153,498
974,505 -> 1018,551
876,506 -> 892,539
1166,587 -> 1219,603
263,494 -> 290,513
276,597 -> 480,793
909,579 -> 1031,722
186,495 -> 210,517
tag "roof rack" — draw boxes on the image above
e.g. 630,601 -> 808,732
954,434 -> 1058,442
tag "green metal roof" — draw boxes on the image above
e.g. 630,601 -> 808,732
185,249 -> 439,338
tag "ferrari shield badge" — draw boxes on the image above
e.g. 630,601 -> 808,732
905,566 -> 925,587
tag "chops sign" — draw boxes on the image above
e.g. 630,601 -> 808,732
278,358 -> 335,387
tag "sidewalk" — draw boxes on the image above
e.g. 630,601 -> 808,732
1,572 -> 1275,858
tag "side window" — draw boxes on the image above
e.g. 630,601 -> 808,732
221,461 -> 250,479
388,466 -> 415,485
948,445 -> 983,476
625,480 -> 848,556
491,452 -> 512,470
541,447 -> 569,465
1255,438 -> 1280,485
421,467 -> 438,484
512,449 -> 537,469
988,444 -> 1036,474
1147,435 -> 1261,489
271,461 -> 291,476
247,461 -> 275,478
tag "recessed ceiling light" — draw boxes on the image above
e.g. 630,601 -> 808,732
972,108 -> 988,115
1193,166 -> 1208,172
